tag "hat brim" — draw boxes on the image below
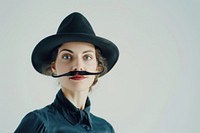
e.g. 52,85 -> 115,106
31,33 -> 119,76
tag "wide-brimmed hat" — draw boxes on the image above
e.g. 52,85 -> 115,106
31,12 -> 119,76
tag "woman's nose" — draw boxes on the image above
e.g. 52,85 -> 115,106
72,58 -> 84,71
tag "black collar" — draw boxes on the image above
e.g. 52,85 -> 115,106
53,89 -> 93,130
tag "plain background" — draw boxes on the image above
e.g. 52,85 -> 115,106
0,0 -> 200,133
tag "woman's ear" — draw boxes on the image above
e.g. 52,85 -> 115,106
51,62 -> 57,74
96,65 -> 103,72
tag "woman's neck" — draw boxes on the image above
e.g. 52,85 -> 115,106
61,88 -> 89,110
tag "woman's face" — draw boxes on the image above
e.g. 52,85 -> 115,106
51,42 -> 98,92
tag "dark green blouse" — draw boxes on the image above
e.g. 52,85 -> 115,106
15,89 -> 114,133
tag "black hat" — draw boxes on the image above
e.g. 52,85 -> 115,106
31,12 -> 119,76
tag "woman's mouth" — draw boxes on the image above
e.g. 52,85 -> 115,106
69,74 -> 86,80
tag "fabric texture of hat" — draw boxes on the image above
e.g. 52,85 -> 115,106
31,12 -> 119,76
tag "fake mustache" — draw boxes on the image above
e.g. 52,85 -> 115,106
52,70 -> 102,78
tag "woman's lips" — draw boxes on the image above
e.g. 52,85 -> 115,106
69,75 -> 86,80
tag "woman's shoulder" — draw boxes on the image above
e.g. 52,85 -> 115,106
14,110 -> 45,133
33,104 -> 56,117
14,104 -> 54,133
90,113 -> 115,132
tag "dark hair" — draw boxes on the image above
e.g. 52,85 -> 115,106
90,48 -> 107,91
41,46 -> 107,91
41,47 -> 59,76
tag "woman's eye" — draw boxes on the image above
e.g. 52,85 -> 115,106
62,54 -> 72,60
84,55 -> 92,60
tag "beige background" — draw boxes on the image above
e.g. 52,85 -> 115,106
0,0 -> 200,133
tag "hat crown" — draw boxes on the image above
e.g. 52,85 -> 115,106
57,12 -> 96,35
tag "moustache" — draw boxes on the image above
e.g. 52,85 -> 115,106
52,70 -> 103,78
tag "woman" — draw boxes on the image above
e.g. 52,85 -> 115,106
15,12 -> 119,133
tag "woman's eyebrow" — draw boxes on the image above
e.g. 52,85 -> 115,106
59,49 -> 73,53
83,50 -> 95,54
59,49 -> 94,54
